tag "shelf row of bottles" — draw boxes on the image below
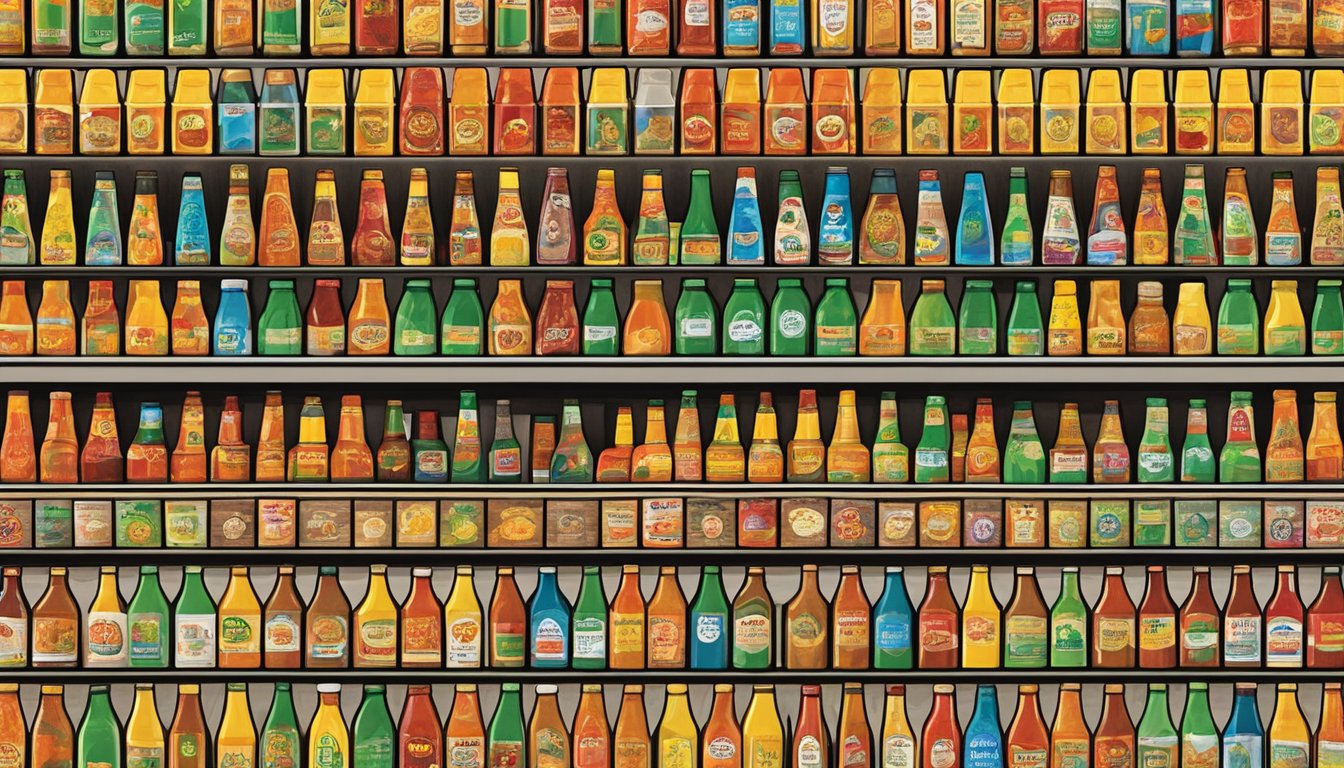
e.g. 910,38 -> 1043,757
4,387 -> 1344,484
1,273 -> 1339,357
13,164 -> 1344,269
12,0 -> 1344,59
5,681 -> 1339,768
4,562 -> 1344,670
18,66 -> 1344,158
11,679 -> 1344,768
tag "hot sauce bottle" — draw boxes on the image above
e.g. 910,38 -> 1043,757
399,67 -> 445,156
1178,566 -> 1219,667
448,68 -> 489,156
540,68 -> 581,155
680,69 -> 718,154
259,169 -> 301,266
351,170 -> 395,266
1267,565 -> 1305,668
1138,565 -> 1177,668
916,566 -> 958,668
356,0 -> 398,52
921,685 -> 960,768
494,69 -> 536,155
1092,566 -> 1136,667
1309,566 -> 1344,667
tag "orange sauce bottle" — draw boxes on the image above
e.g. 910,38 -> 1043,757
124,280 -> 169,356
0,281 -> 32,355
540,68 -> 581,155
680,69 -> 718,154
861,69 -> 902,154
812,68 -> 856,154
348,278 -> 392,355
0,391 -> 35,481
169,280 -> 210,355
398,67 -> 445,156
623,280 -> 671,355
449,68 -> 490,156
35,280 -> 76,356
764,68 -> 807,155
721,68 -> 762,155
494,69 -> 537,155
489,280 -> 533,355
259,169 -> 301,266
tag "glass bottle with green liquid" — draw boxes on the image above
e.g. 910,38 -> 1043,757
1003,401 -> 1046,483
80,0 -> 119,53
394,279 -> 438,355
674,278 -> 718,354
353,685 -> 395,768
582,279 -> 620,355
1181,399 -> 1216,482
1180,683 -> 1219,768
770,278 -> 811,355
1312,279 -> 1344,355
1001,167 -> 1033,265
262,683 -> 302,768
441,279 -> 484,355
258,280 -> 302,355
128,565 -> 169,668
871,392 -> 909,482
909,279 -> 957,355
487,683 -> 526,768
570,566 -> 607,670
722,278 -> 766,355
1137,397 -> 1175,482
1006,280 -> 1044,355
1216,279 -> 1260,355
814,278 -> 856,356
680,170 -> 721,264
550,399 -> 593,482
1137,685 -> 1179,768
958,279 -> 997,354
689,565 -> 730,669
1220,391 -> 1262,482
78,686 -> 121,768
914,395 -> 950,483
1049,567 -> 1087,667
0,171 -> 34,265
451,391 -> 484,482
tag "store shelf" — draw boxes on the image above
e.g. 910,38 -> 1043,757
2,481 -> 1342,498
4,547 -> 1339,566
0,357 -> 1337,384
8,55 -> 1333,68
0,669 -> 1334,683
0,264 -> 1330,278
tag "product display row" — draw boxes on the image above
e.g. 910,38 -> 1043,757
11,164 -> 1344,268
2,388 -> 1340,484
1,682 -> 1332,768
10,0 -> 1344,57
2,275 -> 1339,357
2,563 -> 1342,670
10,66 -> 1344,157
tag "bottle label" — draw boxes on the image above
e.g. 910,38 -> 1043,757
82,611 -> 126,664
532,616 -> 567,661
446,737 -> 484,768
1137,737 -> 1178,768
1053,740 -> 1088,768
734,611 -> 771,653
128,612 -> 165,662
572,616 -> 606,659
1051,615 -> 1086,655
1004,614 -> 1047,663
798,736 -> 823,768
175,613 -> 217,665
1266,616 -> 1304,664
309,616 -> 348,659
1185,734 -> 1219,768
884,736 -> 914,768
1139,615 -> 1176,650
1009,747 -> 1047,768
1317,741 -> 1344,768
695,613 -> 723,644
358,617 -> 397,664
727,316 -> 763,342
1096,738 -> 1132,768
876,614 -> 911,652
1223,615 -> 1262,663
1224,735 -> 1263,768
1096,617 -> 1134,652
128,745 -> 164,768
680,317 -> 713,338
1271,742 -> 1309,768
265,613 -> 301,652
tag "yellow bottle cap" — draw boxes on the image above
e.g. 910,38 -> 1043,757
173,69 -> 213,102
450,67 -> 489,100
1040,69 -> 1080,103
79,69 -> 120,106
863,68 -> 902,103
1174,70 -> 1212,103
36,69 -> 73,104
1263,69 -> 1304,102
304,69 -> 346,105
1217,68 -> 1252,103
1086,69 -> 1123,103
588,67 -> 629,102
723,68 -> 761,100
354,68 -> 395,104
0,71 -> 28,104
996,68 -> 1034,105
905,70 -> 947,105
1130,70 -> 1167,104
126,69 -> 166,105
954,70 -> 991,104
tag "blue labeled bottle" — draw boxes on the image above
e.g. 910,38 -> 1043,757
964,685 -> 1005,768
85,172 -> 122,265
213,279 -> 253,355
1127,0 -> 1170,53
175,173 -> 211,265
528,566 -> 571,668
955,171 -> 994,265
218,69 -> 259,155
1175,0 -> 1213,55
688,565 -> 730,669
723,0 -> 761,52
1222,683 -> 1264,768
769,0 -> 804,52
873,566 -> 914,669
818,166 -> 855,265
727,167 -> 765,265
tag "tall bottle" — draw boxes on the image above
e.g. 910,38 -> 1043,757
77,687 -> 121,768
963,684 -> 1003,768
1179,683 -> 1219,768
309,685 -> 351,768
1136,685 -> 1178,768
172,683 -> 211,768
681,169 -> 722,264
1268,685 -> 1311,768
775,169 -> 812,264
1223,684 -> 1264,768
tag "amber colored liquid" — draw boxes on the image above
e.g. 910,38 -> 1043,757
263,571 -> 303,669
0,570 -> 27,665
1093,689 -> 1133,768
572,690 -> 610,768
32,691 -> 74,768
168,691 -> 208,768
1224,570 -> 1262,668
836,687 -> 873,768
613,689 -> 652,768
646,570 -> 687,668
528,694 -> 570,768
445,689 -> 486,768
832,571 -> 871,670
609,570 -> 646,670
401,575 -> 442,668
1137,568 -> 1177,668
305,573 -> 351,668
489,570 -> 527,667
1309,572 -> 1344,668
1004,571 -> 1048,664
0,395 -> 35,482
1128,299 -> 1171,354
792,692 -> 829,766
1178,571 -> 1220,667
1051,688 -> 1091,768
1006,691 -> 1049,768
0,692 -> 26,768
1092,572 -> 1136,668
786,570 -> 829,670
702,689 -> 741,768
171,395 -> 207,482
918,572 -> 959,668
399,687 -> 443,768
32,572 -> 77,668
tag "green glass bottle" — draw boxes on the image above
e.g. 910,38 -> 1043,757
0,170 -> 34,265
813,278 -> 857,355
550,399 -> 594,482
262,683 -> 302,768
958,279 -> 998,355
1137,685 -> 1179,768
1006,280 -> 1045,355
871,391 -> 909,482
914,395 -> 950,483
1137,397 -> 1175,482
1219,391 -> 1262,482
80,0 -> 118,53
78,686 -> 122,768
128,565 -> 170,668
571,565 -> 607,670
689,565 -> 730,669
674,278 -> 718,354
258,280 -> 303,355
1000,167 -> 1033,265
721,278 -> 766,356
1181,399 -> 1216,482
451,391 -> 484,482
731,567 -> 772,669
488,400 -> 522,483
770,278 -> 811,355
908,279 -> 956,355
581,278 -> 620,355
394,279 -> 437,355
680,170 -> 721,265
353,685 -> 394,768
1179,683 -> 1218,768
487,683 -> 526,768
1313,279 -> 1344,355
173,565 -> 217,668
1216,279 -> 1260,355
441,278 -> 485,355
1003,401 -> 1046,483
1049,567 -> 1087,667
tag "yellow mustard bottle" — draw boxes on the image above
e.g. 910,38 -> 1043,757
125,279 -> 170,355
905,70 -> 948,155
1217,68 -> 1255,155
1130,69 -> 1169,154
78,68 -> 121,156
216,683 -> 257,767
952,70 -> 992,155
1047,279 -> 1082,356
1173,70 -> 1213,155
657,683 -> 700,767
0,71 -> 28,155
126,683 -> 165,768
1309,70 -> 1344,155
996,68 -> 1035,155
1261,70 -> 1305,156
961,565 -> 1001,668
742,685 -> 784,768
39,169 -> 77,265
125,70 -> 167,155
1039,69 -> 1080,154
1264,280 -> 1307,355
34,69 -> 74,156
308,684 -> 351,768
353,69 -> 396,156
1173,282 -> 1213,355
1085,69 -> 1125,155
171,70 -> 214,156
